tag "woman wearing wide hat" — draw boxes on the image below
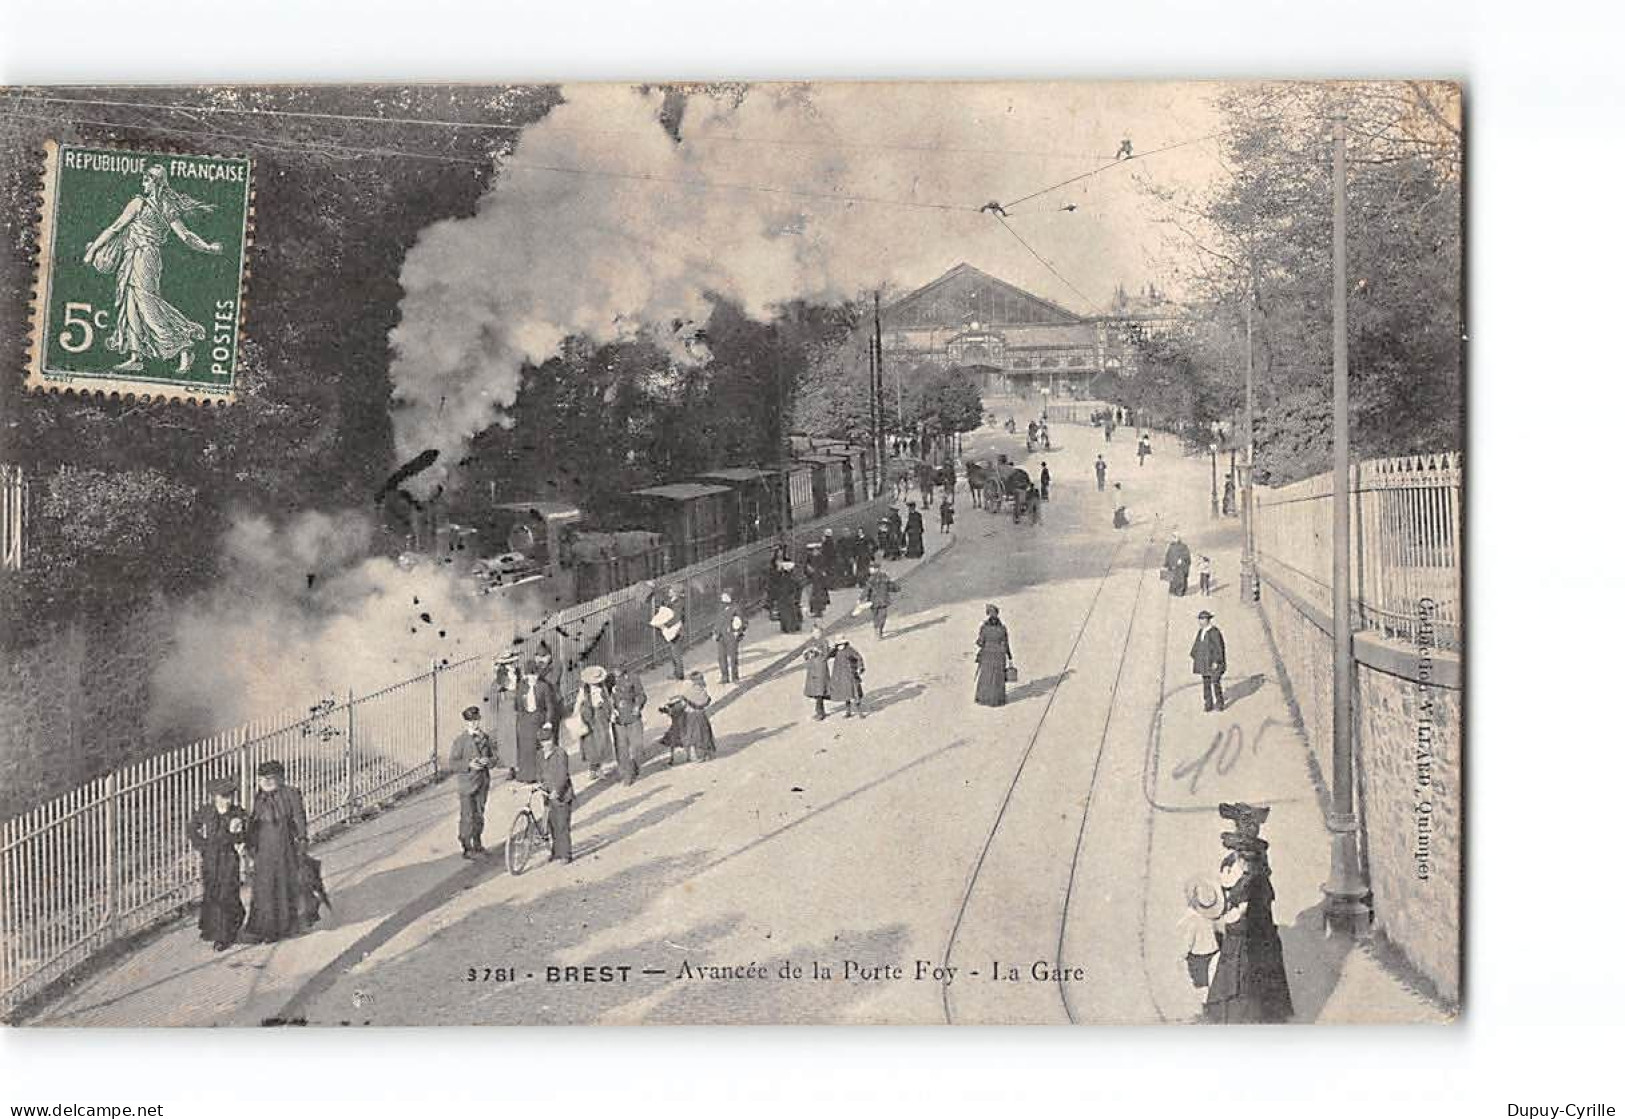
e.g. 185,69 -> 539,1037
243,760 -> 310,943
186,777 -> 249,950
1203,826 -> 1294,1024
573,665 -> 616,780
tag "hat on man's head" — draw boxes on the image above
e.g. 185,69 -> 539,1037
255,760 -> 285,778
1197,610 -> 1214,621
207,777 -> 237,798
461,706 -> 482,722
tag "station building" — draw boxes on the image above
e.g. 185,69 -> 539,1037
880,262 -> 1183,397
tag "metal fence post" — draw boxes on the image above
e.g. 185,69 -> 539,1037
430,664 -> 441,778
102,771 -> 120,941
344,689 -> 357,822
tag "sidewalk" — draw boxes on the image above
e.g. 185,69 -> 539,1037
21,524 -> 956,1026
1140,527 -> 1452,1024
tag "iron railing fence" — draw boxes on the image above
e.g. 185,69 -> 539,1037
0,498 -> 889,1017
1253,452 -> 1461,650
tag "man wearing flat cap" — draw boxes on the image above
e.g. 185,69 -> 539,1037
186,777 -> 249,950
448,706 -> 496,859
1191,610 -> 1227,712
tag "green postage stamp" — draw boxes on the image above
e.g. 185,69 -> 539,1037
27,141 -> 251,403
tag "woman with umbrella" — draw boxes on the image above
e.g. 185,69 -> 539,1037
974,604 -> 1015,707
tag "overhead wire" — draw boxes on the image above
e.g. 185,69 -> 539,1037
1,106 -> 989,217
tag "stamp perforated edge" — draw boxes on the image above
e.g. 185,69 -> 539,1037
23,137 -> 255,408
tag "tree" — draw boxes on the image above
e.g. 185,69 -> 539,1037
1141,81 -> 1462,483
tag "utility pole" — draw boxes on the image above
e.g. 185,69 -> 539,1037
873,292 -> 886,499
1239,275 -> 1256,600
1324,113 -> 1372,936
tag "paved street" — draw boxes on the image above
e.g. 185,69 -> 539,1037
27,417 -> 1446,1027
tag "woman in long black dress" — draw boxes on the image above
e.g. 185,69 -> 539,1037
1204,833 -> 1295,1023
974,604 -> 1013,707
513,659 -> 559,784
186,777 -> 248,950
904,502 -> 925,558
243,760 -> 309,943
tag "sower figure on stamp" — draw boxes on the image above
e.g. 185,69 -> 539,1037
82,165 -> 223,374
448,707 -> 495,859
1191,610 -> 1227,712
187,777 -> 248,951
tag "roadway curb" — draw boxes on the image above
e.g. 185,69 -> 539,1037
705,533 -> 962,720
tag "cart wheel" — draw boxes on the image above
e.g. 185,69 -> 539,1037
506,810 -> 536,875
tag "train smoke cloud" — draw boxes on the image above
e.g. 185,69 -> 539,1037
149,510 -> 521,735
385,82 -> 1187,485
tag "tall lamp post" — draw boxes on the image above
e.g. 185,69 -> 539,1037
1209,442 -> 1220,518
1239,264 -> 1257,600
1323,113 -> 1372,936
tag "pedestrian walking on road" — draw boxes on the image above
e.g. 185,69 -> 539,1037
829,639 -> 866,718
678,674 -> 717,762
1040,462 -> 1051,501
884,506 -> 905,560
537,728 -> 574,864
1164,533 -> 1192,596
1138,433 -> 1151,466
808,570 -> 831,621
187,777 -> 248,951
1027,485 -> 1043,526
513,658 -> 562,785
803,625 -> 832,721
650,586 -> 685,681
1112,483 -> 1129,529
609,659 -> 647,787
445,710 -> 494,862
1191,610 -> 1227,712
852,529 -> 876,580
939,497 -> 955,534
1199,555 -> 1213,596
714,590 -> 746,683
974,604 -> 1014,707
1095,454 -> 1107,492
243,760 -> 311,939
573,666 -> 616,780
864,563 -> 900,639
904,501 -> 925,558
488,653 -> 520,779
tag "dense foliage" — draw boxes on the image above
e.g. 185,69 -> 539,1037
1127,81 -> 1462,483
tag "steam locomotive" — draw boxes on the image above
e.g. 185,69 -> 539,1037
379,438 -> 873,612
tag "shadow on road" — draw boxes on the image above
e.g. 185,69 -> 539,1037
1278,902 -> 1355,1024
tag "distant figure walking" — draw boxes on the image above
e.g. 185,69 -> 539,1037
974,604 -> 1014,707
715,590 -> 746,682
1199,555 -> 1213,596
243,760 -> 311,940
829,639 -> 866,719
864,563 -> 901,640
1191,610 -> 1227,713
1164,533 -> 1191,596
1112,483 -> 1129,529
650,586 -> 685,681
1138,433 -> 1151,466
804,625 -> 832,720
939,497 -> 955,534
1095,454 -> 1108,491
1040,462 -> 1052,501
609,659 -> 647,787
904,501 -> 925,558
573,666 -> 615,781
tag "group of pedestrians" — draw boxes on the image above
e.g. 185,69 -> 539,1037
1178,802 -> 1294,1023
186,760 -> 319,952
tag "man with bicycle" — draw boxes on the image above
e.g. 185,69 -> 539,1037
537,725 -> 575,864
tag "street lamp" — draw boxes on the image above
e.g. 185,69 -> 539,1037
1209,443 -> 1220,518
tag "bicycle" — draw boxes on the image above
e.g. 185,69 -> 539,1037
504,784 -> 552,875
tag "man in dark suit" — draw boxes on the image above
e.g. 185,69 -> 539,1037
448,706 -> 495,858
863,563 -> 900,639
1191,610 -> 1227,712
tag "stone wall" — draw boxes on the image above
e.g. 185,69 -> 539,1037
1256,566 -> 1462,1006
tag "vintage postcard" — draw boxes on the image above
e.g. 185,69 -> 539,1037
0,81 -> 1462,1026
